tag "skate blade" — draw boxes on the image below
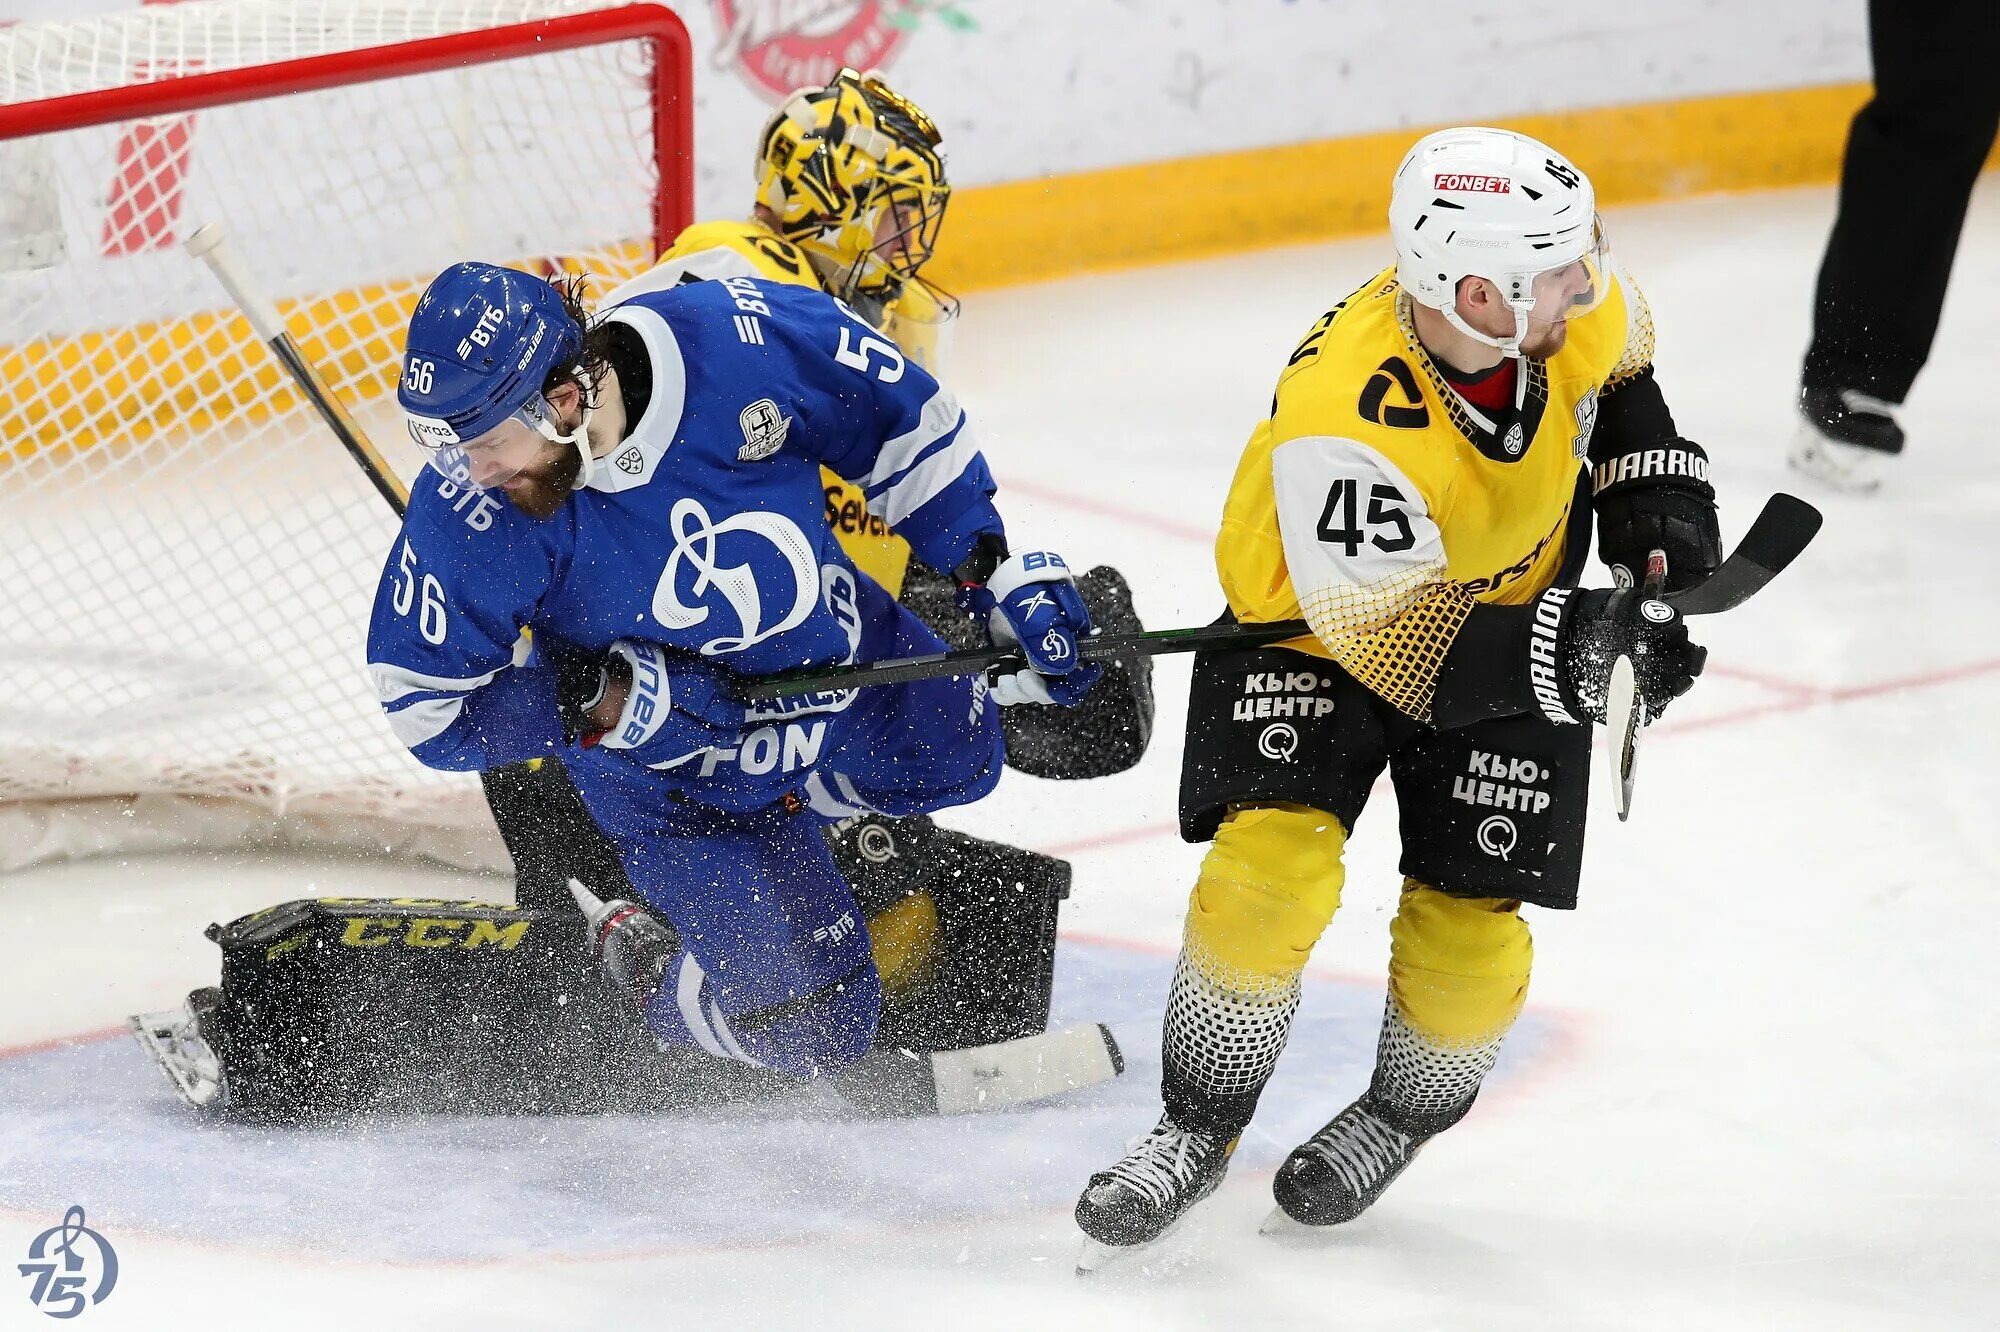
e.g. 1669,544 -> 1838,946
1259,1205 -> 1324,1238
1789,433 -> 1884,495
1075,1235 -> 1129,1275
1075,1231 -> 1186,1277
1075,1205 -> 1210,1277
129,1009 -> 226,1110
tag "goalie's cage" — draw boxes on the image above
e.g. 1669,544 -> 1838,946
0,1 -> 693,870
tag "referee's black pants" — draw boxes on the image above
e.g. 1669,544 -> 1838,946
1803,0 -> 2000,403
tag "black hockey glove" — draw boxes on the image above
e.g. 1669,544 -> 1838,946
1587,370 -> 1721,593
1592,441 -> 1721,593
1550,587 -> 1706,725
1430,586 -> 1706,730
550,638 -> 628,743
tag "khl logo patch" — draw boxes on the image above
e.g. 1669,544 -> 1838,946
738,398 -> 791,461
18,1205 -> 118,1319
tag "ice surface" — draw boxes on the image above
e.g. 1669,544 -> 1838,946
2,181 -> 1997,1330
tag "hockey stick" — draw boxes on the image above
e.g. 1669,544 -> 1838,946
1606,549 -> 1667,823
187,225 -> 561,875
185,224 -> 411,516
739,493 -> 1826,703
1605,491 -> 1823,820
735,617 -> 1315,702
1660,490 -> 1823,616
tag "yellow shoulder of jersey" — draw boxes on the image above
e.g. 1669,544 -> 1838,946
655,219 -> 818,288
1220,264 -> 1646,625
1217,267 -> 1439,627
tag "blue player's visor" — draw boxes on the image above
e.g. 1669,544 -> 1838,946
405,393 -> 567,491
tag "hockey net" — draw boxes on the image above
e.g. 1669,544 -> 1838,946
0,0 -> 691,871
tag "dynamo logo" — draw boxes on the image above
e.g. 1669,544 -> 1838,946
651,498 -> 819,656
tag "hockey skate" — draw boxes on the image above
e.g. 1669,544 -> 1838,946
568,877 -> 679,1004
1074,1116 -> 1236,1273
1261,1091 -> 1428,1234
129,987 -> 229,1110
1790,386 -> 1903,494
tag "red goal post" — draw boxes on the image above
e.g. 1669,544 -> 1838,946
0,5 -> 694,255
0,1 -> 693,872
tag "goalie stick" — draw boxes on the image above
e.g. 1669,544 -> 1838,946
739,493 -> 1827,703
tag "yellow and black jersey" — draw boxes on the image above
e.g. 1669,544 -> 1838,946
604,219 -> 955,596
1217,264 -> 1655,721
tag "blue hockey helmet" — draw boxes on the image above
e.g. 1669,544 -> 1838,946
398,262 -> 592,488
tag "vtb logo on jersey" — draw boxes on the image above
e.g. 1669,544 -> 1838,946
652,497 -> 818,655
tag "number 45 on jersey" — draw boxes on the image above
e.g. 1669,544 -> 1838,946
1316,478 -> 1415,556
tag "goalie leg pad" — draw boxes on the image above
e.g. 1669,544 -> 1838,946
147,823 -> 1074,1119
183,896 -> 784,1121
871,824 -> 1072,1053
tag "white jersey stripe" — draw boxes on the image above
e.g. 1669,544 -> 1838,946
864,385 -> 963,491
368,660 -> 502,704
675,953 -> 730,1061
382,693 -> 466,749
872,431 -> 978,529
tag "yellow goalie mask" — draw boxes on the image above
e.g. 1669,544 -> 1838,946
754,68 -> 953,310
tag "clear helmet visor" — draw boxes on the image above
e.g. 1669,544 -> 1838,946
1520,215 -> 1612,328
406,394 -> 565,492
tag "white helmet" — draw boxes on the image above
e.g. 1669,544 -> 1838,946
1389,126 -> 1609,357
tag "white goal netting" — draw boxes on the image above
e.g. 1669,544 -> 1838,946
0,0 -> 683,870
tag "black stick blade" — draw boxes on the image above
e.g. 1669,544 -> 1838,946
1667,492 -> 1823,617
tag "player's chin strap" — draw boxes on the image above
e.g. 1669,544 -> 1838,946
1440,294 -> 1531,359
536,367 -> 598,487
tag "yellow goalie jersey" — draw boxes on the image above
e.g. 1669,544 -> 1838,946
604,220 -> 953,596
1218,265 -> 1654,722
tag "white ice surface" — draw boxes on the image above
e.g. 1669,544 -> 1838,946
3,181 -> 1999,1331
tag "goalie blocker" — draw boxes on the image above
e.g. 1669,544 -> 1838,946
131,821 -> 1110,1121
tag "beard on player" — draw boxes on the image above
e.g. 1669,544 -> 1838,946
496,437 -> 585,521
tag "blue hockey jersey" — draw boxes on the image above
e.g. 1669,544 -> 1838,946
365,276 -> 1002,806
